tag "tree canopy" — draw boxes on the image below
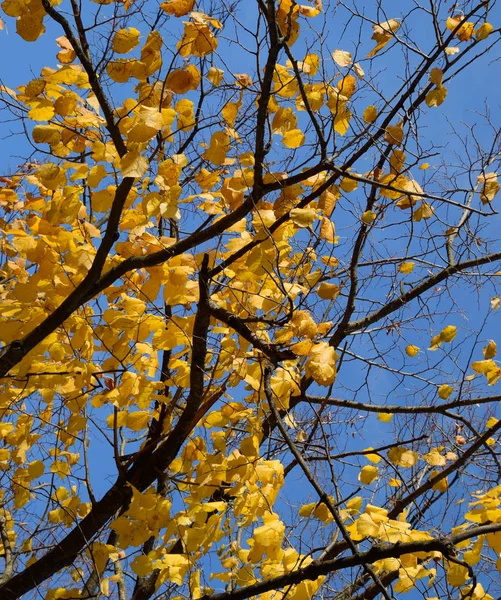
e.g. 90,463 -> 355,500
1,0 -> 501,599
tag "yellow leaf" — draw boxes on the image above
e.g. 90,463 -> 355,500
483,340 -> 497,359
447,562 -> 469,587
426,86 -> 447,108
478,173 -> 500,204
429,325 -> 456,350
27,460 -> 45,478
290,207 -> 318,227
319,217 -> 336,243
438,384 -> 453,400
207,66 -> 224,86
131,554 -> 153,577
337,75 -> 356,99
160,0 -> 195,17
399,261 -> 414,274
378,413 -> 393,423
332,49 -> 352,67
471,359 -> 496,374
367,19 -> 400,57
202,131 -> 230,165
316,282 -> 339,300
120,151 -> 149,178
405,345 -> 420,357
332,105 -> 351,135
305,342 -> 338,386
431,470 -> 448,492
413,201 -> 434,221
126,411 -> 151,431
363,105 -> 377,123
359,465 -> 378,485
385,123 -> 403,146
476,23 -> 493,41
17,13 -> 46,42
32,125 -> 61,146
487,417 -> 499,428
166,66 -> 200,94
282,128 -> 305,148
364,448 -> 382,464
302,53 -> 320,76
106,59 -> 133,83
112,28 -> 140,54
362,210 -> 377,224
28,100 -> 55,121
491,296 -> 501,311
423,449 -> 446,467
388,446 -> 418,468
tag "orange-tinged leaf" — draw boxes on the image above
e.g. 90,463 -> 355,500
316,282 -> 339,300
160,0 -> 195,17
166,66 -> 201,94
484,340 -> 497,359
363,105 -> 377,123
319,217 -> 336,243
107,59 -> 133,83
17,14 -> 45,42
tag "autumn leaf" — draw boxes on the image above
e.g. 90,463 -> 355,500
367,19 -> 400,57
359,465 -> 378,485
332,49 -> 352,67
282,128 -> 305,148
305,343 -> 338,386
120,151 -> 149,178
160,0 -> 195,17
112,28 -> 140,54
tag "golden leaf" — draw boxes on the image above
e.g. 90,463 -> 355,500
112,28 -> 141,54
363,105 -> 377,123
160,0 -> 195,17
405,345 -> 420,357
282,128 -> 305,148
120,151 -> 149,179
359,465 -> 378,485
